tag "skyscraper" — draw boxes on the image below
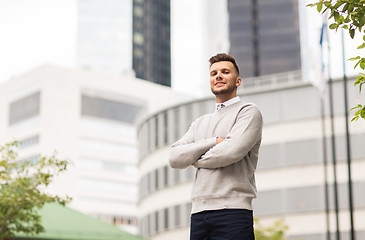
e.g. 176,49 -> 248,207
77,0 -> 132,75
228,0 -> 301,77
132,0 -> 171,87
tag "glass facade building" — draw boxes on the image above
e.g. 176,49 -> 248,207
228,0 -> 301,77
132,0 -> 171,87
77,0 -> 132,75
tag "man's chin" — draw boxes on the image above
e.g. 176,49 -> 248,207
211,88 -> 228,95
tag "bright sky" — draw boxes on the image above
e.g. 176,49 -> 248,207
0,0 -> 77,82
0,0 -> 362,95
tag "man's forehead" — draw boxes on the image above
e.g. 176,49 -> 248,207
210,61 -> 235,70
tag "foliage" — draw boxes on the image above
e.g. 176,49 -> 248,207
255,218 -> 288,240
307,0 -> 365,121
0,141 -> 71,239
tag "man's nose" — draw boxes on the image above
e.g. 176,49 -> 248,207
216,72 -> 222,80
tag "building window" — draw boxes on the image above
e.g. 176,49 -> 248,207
174,205 -> 180,227
163,112 -> 168,144
81,95 -> 145,124
155,211 -> 159,233
147,172 -> 151,193
133,6 -> 144,18
173,107 -> 180,140
9,91 -> 40,125
18,135 -> 39,149
164,208 -> 169,230
163,166 -> 168,187
155,116 -> 159,148
155,168 -> 159,190
185,105 -> 193,125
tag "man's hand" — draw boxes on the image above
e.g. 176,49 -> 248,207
216,137 -> 224,144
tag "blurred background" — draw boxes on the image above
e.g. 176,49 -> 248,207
0,0 -> 365,240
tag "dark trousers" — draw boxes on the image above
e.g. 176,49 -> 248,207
190,209 -> 254,240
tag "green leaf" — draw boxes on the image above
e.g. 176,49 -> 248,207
334,1 -> 345,9
348,4 -> 354,13
317,2 -> 323,12
334,11 -> 340,21
359,15 -> 365,27
354,60 -> 361,69
354,108 -> 363,116
343,3 -> 349,12
350,28 -> 355,38
344,16 -> 351,23
349,104 -> 362,111
360,61 -> 365,70
351,115 -> 359,121
361,109 -> 365,119
349,56 -> 360,61
358,43 -> 365,49
329,23 -> 338,29
324,1 -> 331,8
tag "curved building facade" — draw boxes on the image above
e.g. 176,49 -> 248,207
138,74 -> 365,240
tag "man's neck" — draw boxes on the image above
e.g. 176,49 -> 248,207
215,94 -> 237,103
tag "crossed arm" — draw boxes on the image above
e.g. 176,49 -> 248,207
168,106 -> 262,169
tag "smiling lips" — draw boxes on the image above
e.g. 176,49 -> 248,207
215,82 -> 226,87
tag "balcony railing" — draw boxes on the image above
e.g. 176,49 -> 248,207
242,70 -> 302,90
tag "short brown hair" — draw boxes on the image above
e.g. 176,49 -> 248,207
209,53 -> 240,75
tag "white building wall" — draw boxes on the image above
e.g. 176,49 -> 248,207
0,65 -> 181,235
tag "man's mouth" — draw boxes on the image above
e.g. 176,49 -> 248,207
215,82 -> 225,87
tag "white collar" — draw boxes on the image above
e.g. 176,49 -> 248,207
215,96 -> 240,112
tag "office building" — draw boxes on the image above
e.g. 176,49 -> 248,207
228,0 -> 301,77
137,74 -> 365,239
132,0 -> 171,87
0,65 -> 181,234
77,0 -> 133,75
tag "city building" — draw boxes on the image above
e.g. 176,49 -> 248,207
0,65 -> 183,234
76,0 -> 133,75
132,0 -> 171,87
228,0 -> 301,77
137,73 -> 365,240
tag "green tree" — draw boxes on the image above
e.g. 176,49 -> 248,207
307,0 -> 365,121
255,218 -> 288,240
0,141 -> 71,239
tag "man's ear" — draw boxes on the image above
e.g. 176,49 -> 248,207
236,77 -> 242,87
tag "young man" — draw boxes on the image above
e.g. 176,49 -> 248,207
169,53 -> 263,240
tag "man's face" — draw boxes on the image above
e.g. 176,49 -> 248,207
209,61 -> 241,98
